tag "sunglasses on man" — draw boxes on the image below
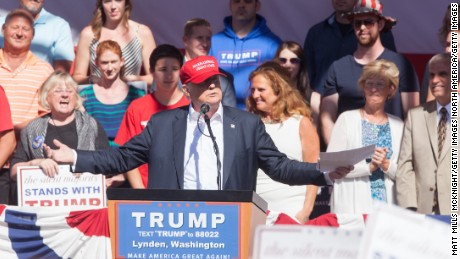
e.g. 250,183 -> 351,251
353,19 -> 379,28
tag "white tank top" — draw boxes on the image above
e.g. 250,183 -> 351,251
256,115 -> 307,220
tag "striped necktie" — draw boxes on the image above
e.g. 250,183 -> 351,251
437,107 -> 447,159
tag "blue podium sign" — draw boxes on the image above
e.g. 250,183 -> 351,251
115,201 -> 240,259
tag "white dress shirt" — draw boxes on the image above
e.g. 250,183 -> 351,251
183,104 -> 224,190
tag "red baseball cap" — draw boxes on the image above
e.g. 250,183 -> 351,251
180,56 -> 226,84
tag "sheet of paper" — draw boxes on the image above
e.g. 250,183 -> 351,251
319,145 -> 375,172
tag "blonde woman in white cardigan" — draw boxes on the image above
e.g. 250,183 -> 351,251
327,59 -> 404,214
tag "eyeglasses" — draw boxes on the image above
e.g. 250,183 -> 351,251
278,57 -> 301,65
353,19 -> 378,28
364,80 -> 387,90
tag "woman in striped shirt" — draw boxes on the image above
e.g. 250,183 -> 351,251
73,0 -> 156,86
79,40 -> 145,188
79,40 -> 145,148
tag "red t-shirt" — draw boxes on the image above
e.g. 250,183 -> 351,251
0,86 -> 13,132
115,93 -> 190,187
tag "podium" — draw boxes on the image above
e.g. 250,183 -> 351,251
107,189 -> 267,259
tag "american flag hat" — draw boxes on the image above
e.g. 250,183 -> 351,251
343,0 -> 397,32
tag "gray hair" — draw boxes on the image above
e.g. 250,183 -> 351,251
428,53 -> 450,68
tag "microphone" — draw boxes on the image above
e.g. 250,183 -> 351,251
195,102 -> 222,189
203,113 -> 222,191
200,103 -> 210,114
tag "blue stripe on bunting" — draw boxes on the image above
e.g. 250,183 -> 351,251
6,209 -> 61,259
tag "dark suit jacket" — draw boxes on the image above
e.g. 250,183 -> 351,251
76,105 -> 327,190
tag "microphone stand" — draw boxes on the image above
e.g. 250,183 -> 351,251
204,114 -> 222,190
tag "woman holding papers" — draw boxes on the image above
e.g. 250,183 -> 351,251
247,61 -> 319,224
328,60 -> 403,214
10,72 -> 109,182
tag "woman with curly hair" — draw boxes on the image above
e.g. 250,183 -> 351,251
247,61 -> 319,224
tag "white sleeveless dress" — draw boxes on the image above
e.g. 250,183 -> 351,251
256,115 -> 307,223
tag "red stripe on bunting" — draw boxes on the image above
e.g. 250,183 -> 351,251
0,204 -> 5,216
305,213 -> 340,227
66,208 -> 110,237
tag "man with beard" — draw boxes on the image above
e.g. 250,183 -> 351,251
320,0 -> 420,145
0,0 -> 74,72
303,0 -> 397,219
303,0 -> 396,95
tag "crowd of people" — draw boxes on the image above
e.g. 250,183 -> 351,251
0,0 -> 455,223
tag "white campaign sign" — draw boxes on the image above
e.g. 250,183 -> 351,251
17,165 -> 106,208
357,204 -> 451,259
252,225 -> 362,259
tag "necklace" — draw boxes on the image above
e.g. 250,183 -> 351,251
360,109 -> 387,125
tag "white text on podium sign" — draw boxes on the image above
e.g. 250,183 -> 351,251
114,201 -> 240,259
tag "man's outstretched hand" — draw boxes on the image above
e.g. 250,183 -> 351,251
44,139 -> 75,165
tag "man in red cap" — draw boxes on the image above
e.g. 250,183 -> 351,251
44,56 -> 353,190
182,18 -> 236,107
